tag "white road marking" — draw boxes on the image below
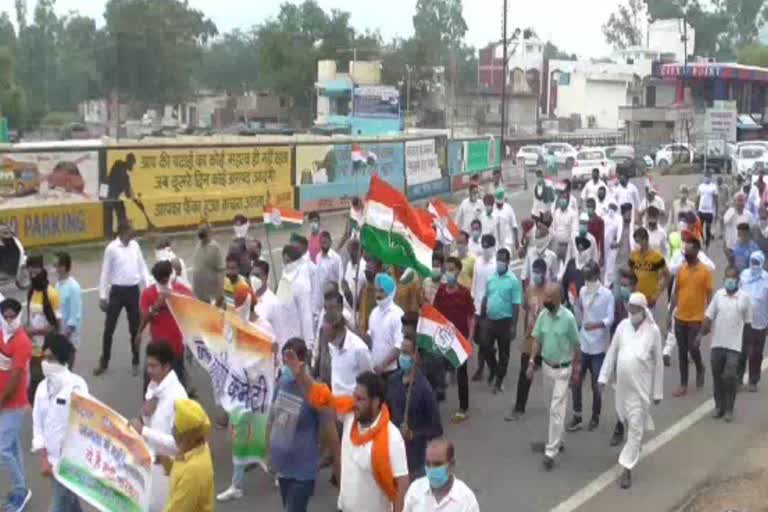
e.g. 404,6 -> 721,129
550,357 -> 768,512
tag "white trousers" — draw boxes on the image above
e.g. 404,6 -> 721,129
544,364 -> 573,458
619,406 -> 649,470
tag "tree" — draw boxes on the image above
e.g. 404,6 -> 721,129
196,30 -> 260,94
0,13 -> 16,53
0,46 -> 26,128
544,41 -> 576,60
603,0 -> 646,49
738,44 -> 768,67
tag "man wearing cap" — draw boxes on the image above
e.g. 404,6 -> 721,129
598,292 -> 663,490
492,188 -> 520,251
367,273 -> 405,383
0,298 -> 32,511
739,251 -> 768,392
532,170 -> 555,216
580,168 -> 608,204
161,399 -> 214,512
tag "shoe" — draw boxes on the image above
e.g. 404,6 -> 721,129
672,387 -> 687,397
566,416 -> 583,432
487,370 -> 496,387
504,409 -> 523,422
131,364 -> 140,377
471,367 -> 484,382
696,371 -> 705,389
712,409 -> 725,419
723,412 -> 734,423
609,431 -> 624,447
542,456 -> 554,471
5,489 -> 31,512
451,411 -> 468,424
216,486 -> 243,502
748,383 -> 758,393
620,469 -> 632,489
214,412 -> 229,430
663,354 -> 671,367
92,365 -> 107,376
492,384 -> 503,395
587,417 -> 599,431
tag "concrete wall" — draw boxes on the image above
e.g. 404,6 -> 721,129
648,19 -> 695,61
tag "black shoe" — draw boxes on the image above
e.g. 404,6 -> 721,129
504,409 -> 524,422
748,383 -> 758,393
587,417 -> 599,431
712,409 -> 724,419
542,456 -> 554,471
663,354 -> 671,367
723,411 -> 734,423
492,383 -> 504,394
620,469 -> 632,489
610,430 -> 624,447
131,364 -> 140,377
487,370 -> 496,387
566,416 -> 583,432
696,371 -> 705,389
93,364 -> 108,376
471,367 -> 484,382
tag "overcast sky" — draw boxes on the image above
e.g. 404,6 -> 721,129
0,0 -> 620,58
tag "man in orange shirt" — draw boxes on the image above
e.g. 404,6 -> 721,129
669,235 -> 713,397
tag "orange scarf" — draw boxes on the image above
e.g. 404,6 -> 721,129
308,383 -> 397,502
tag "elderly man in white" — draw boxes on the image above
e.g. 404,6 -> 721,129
598,292 -> 663,490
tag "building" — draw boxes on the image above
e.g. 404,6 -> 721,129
314,59 -> 403,136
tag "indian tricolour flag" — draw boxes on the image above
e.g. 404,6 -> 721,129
263,205 -> 304,226
428,198 -> 460,244
361,175 -> 436,277
416,304 -> 473,368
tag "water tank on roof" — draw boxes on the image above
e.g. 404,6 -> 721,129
318,60 -> 337,81
351,61 -> 382,85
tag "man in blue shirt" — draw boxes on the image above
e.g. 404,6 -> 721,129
739,251 -> 768,392
266,338 -> 338,511
730,223 -> 760,273
481,248 -> 522,394
55,252 -> 82,368
567,261 -> 614,432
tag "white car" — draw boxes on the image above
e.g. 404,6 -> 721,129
733,144 -> 768,175
571,148 -> 616,186
542,142 -> 578,169
515,145 -> 544,168
654,143 -> 694,169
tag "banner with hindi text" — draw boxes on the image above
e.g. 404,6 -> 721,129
55,392 -> 153,512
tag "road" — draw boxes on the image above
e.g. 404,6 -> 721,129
1,169 -> 763,512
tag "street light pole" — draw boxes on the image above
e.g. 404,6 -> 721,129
500,0 -> 508,161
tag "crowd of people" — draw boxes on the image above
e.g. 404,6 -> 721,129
1,164 -> 768,512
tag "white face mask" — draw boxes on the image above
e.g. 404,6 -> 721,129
630,311 -> 645,327
482,247 -> 494,260
586,280 -> 600,293
678,221 -> 687,232
41,360 -> 66,379
250,276 -> 263,291
155,248 -> 174,262
4,316 -> 20,334
234,223 -> 249,239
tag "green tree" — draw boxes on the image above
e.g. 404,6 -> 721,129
196,30 -> 260,94
543,41 -> 576,60
603,0 -> 646,49
0,13 -> 16,53
738,43 -> 768,67
0,46 -> 26,128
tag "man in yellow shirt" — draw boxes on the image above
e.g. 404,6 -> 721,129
162,399 -> 215,512
628,227 -> 669,309
26,255 -> 61,402
454,231 -> 476,289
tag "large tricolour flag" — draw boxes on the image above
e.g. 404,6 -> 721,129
416,304 -> 473,368
428,198 -> 460,244
263,205 -> 304,226
362,175 -> 436,277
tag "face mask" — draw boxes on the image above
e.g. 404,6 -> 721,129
620,286 -> 631,302
280,366 -> 294,384
704,177 -> 711,184
485,207 -> 493,216
558,198 -> 568,209
543,301 -> 557,313
586,280 -> 599,293
456,245 -> 468,258
398,354 -> 414,372
445,272 -> 458,286
496,262 -> 508,275
649,221 -> 658,228
587,207 -> 595,217
310,221 -> 320,234
234,224 -> 249,238
4,316 -> 20,334
425,465 -> 450,489
678,221 -> 687,232
471,231 -> 481,242
579,225 -> 588,236
469,194 -> 478,202
376,297 -> 390,306
725,278 -> 739,293
482,247 -> 494,260
752,263 -> 762,276
630,311 -> 645,327
532,273 -> 545,286
41,360 -> 66,379
250,276 -> 263,291
155,248 -> 173,262
431,268 -> 442,281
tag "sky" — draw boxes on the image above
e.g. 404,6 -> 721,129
0,0 -> 620,58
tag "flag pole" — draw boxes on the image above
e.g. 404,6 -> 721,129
264,225 -> 280,292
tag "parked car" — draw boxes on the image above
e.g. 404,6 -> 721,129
515,145 -> 544,168
0,157 -> 41,197
732,144 -> 768,175
655,143 -> 694,169
571,148 -> 616,186
542,142 -> 579,169
604,146 -> 644,177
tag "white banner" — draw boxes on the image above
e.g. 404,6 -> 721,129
405,139 -> 441,186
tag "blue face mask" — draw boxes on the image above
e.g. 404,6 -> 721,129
620,286 -> 631,302
280,366 -> 294,384
725,278 -> 739,293
532,273 -> 545,286
579,225 -> 588,236
425,464 -> 450,489
398,354 -> 414,372
496,262 -> 508,275
445,272 -> 458,286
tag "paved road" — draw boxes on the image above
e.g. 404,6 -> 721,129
2,170 -> 764,512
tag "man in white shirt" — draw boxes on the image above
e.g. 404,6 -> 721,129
645,206 -> 668,257
314,231 -> 344,313
292,234 -> 321,319
468,220 -> 483,257
32,333 -> 88,512
471,234 -> 497,380
367,273 -> 405,380
638,188 -> 666,225
697,173 -> 719,249
522,217 -> 559,285
324,302 -> 373,395
552,192 -> 579,259
455,184 -> 483,233
129,340 -> 188,511
251,260 -> 279,338
96,221 -> 150,376
613,174 -> 640,215
479,194 -> 497,238
342,240 -> 367,327
723,192 -> 755,252
581,169 -> 608,203
275,245 -> 315,355
404,438 -> 480,512
492,188 -> 519,251
701,266 -> 752,423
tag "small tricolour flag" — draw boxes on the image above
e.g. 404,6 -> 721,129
263,205 -> 304,226
416,304 -> 473,368
427,198 -> 460,244
351,145 -> 378,168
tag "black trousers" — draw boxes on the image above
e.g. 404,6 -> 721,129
513,352 -> 541,413
421,352 -> 447,402
457,361 -> 468,412
711,347 -> 739,414
482,318 -> 513,384
101,284 -> 141,367
106,200 -> 127,238
739,325 -> 767,386
675,319 -> 704,387
698,211 -> 714,248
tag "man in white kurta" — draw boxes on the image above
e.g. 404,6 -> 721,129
598,292 -> 663,489
275,246 -> 316,354
455,184 -> 484,233
603,201 -> 621,288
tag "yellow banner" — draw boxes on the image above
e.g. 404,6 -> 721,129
0,202 -> 104,247
104,146 -> 293,230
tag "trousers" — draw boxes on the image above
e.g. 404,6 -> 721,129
0,409 -> 26,500
513,352 -> 541,413
544,363 -> 572,459
482,318 -> 513,384
101,284 -> 141,367
711,347 -> 739,415
278,478 -> 315,512
675,319 -> 704,387
50,478 -> 83,512
571,352 -> 605,418
739,325 -> 767,386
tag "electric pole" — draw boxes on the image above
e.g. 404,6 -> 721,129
501,0 -> 508,160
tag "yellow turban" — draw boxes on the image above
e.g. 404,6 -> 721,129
174,399 -> 211,435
